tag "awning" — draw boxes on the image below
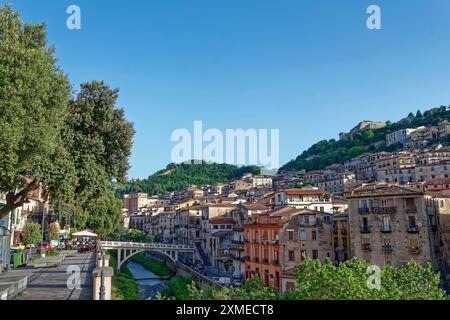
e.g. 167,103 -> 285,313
72,230 -> 98,238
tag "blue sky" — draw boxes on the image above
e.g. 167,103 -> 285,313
5,0 -> 450,178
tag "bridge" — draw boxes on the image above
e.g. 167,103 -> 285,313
98,241 -> 196,270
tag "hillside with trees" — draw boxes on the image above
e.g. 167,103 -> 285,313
280,106 -> 450,172
122,162 -> 261,196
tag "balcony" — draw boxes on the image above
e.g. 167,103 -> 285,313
358,207 -> 370,215
231,240 -> 244,245
408,247 -> 420,254
272,259 -> 279,266
382,245 -> 393,253
360,226 -> 372,234
253,257 -> 260,263
245,256 -> 251,262
405,206 -> 417,213
407,226 -> 419,234
372,207 -> 397,214
381,226 -> 393,233
362,244 -> 371,252
262,258 -> 269,264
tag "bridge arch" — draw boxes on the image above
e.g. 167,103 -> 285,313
98,241 -> 195,272
115,248 -> 177,270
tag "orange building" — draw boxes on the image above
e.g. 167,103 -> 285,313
244,207 -> 302,291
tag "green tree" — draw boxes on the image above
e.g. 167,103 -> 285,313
21,223 -> 42,245
83,191 -> 124,238
187,258 -> 447,300
0,5 -> 71,219
47,222 -> 60,240
283,258 -> 447,300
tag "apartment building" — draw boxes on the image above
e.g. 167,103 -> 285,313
175,206 -> 203,245
123,193 -> 150,214
200,204 -> 236,262
281,209 -> 333,292
316,172 -> 356,195
274,189 -> 333,213
332,212 -> 351,264
205,217 -> 235,272
346,183 -> 441,269
376,153 -> 416,184
244,208 -> 285,292
415,148 -> 450,182
386,128 -> 418,146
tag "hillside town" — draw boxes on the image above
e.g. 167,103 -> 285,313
122,121 -> 450,292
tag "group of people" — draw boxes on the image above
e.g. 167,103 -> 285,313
77,240 -> 96,253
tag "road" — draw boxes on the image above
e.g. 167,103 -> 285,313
14,252 -> 95,300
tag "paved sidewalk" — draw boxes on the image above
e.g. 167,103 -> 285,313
14,252 -> 95,300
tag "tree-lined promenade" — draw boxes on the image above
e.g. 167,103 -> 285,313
0,4 -> 134,237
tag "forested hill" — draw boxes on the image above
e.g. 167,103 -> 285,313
280,106 -> 450,172
123,162 -> 261,195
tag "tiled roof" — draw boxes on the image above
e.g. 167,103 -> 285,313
282,189 -> 330,196
346,183 -> 423,198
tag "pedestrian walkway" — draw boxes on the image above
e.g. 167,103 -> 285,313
14,252 -> 95,300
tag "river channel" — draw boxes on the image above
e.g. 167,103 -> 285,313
126,261 -> 169,300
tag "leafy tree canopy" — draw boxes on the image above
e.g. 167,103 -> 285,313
185,258 -> 447,300
122,162 -> 261,196
21,223 -> 42,245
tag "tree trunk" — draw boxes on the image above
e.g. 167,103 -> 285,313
0,179 -> 40,220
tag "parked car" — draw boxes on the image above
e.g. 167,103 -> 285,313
36,242 -> 52,252
213,277 -> 232,286
232,280 -> 242,287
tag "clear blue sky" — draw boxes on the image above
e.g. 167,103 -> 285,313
5,0 -> 450,178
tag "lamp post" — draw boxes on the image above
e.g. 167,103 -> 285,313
99,254 -> 106,300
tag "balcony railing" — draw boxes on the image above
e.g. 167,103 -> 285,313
371,207 -> 397,214
408,247 -> 420,254
231,240 -> 244,245
262,258 -> 269,264
407,226 -> 419,234
253,257 -> 260,263
358,207 -> 370,215
360,226 -> 372,234
381,226 -> 393,233
272,259 -> 279,266
382,245 -> 393,253
405,206 -> 417,213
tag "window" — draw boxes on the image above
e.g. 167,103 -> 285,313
312,250 -> 319,260
264,249 -> 269,260
408,216 -> 416,228
288,251 -> 295,262
300,250 -> 307,260
287,230 -> 294,241
304,216 -> 310,224
409,239 -> 419,249
312,230 -> 317,241
382,216 -> 391,230
300,230 -> 307,241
